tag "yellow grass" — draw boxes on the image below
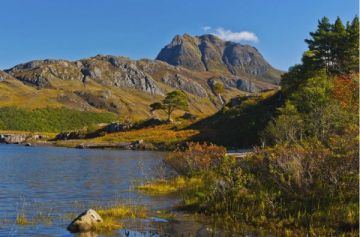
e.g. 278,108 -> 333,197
93,205 -> 148,234
95,123 -> 199,144
137,176 -> 203,195
15,214 -> 30,225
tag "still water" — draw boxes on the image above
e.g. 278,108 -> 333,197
0,144 -> 202,236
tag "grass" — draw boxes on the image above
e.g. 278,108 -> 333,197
137,176 -> 203,195
0,107 -> 116,132
98,123 -> 197,144
91,205 -> 148,234
53,121 -> 200,150
15,214 -> 30,225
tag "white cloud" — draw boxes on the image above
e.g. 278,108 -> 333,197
202,26 -> 211,32
212,27 -> 259,43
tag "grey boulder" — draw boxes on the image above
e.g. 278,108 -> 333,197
67,209 -> 103,233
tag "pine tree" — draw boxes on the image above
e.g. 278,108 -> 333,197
330,17 -> 347,74
345,16 -> 359,73
305,17 -> 332,71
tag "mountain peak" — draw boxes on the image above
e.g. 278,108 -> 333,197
156,34 -> 282,84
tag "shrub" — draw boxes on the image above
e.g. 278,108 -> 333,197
165,142 -> 226,176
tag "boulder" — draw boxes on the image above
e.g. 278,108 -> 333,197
134,118 -> 167,129
102,122 -> 133,133
181,112 -> 197,120
67,209 -> 103,233
0,134 -> 26,144
55,131 -> 86,140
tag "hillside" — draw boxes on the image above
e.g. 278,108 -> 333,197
190,90 -> 283,148
0,34 -> 281,131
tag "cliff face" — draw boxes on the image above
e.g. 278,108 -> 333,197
156,34 -> 283,84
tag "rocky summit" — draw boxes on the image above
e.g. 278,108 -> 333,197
156,34 -> 282,84
0,34 -> 282,119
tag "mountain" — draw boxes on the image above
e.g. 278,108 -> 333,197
0,34 -> 282,120
156,34 -> 282,84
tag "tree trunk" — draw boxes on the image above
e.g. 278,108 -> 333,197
218,94 -> 224,105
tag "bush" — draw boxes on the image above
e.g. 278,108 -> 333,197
165,142 -> 226,176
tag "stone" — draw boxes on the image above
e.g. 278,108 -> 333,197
67,209 -> 103,233
0,134 -> 26,144
55,131 -> 86,140
181,112 -> 197,120
134,118 -> 167,129
102,122 -> 133,133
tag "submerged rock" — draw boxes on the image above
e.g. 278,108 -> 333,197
67,209 -> 103,233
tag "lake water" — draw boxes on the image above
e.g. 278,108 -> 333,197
0,144 -> 235,237
0,145 -> 172,236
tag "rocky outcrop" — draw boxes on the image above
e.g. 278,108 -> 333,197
134,118 -> 168,129
0,70 -> 14,81
0,134 -> 27,144
55,131 -> 86,140
67,209 -> 103,233
101,122 -> 133,133
181,112 -> 197,120
81,56 -> 163,95
161,73 -> 207,97
6,56 -> 163,95
236,79 -> 261,93
156,34 -> 282,84
6,60 -> 83,87
208,76 -> 267,93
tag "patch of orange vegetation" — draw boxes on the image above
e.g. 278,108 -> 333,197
331,74 -> 358,110
95,123 -> 199,145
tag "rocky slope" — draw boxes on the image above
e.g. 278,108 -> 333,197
156,34 -> 282,84
0,34 -> 282,120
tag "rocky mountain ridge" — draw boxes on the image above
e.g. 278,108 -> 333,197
0,34 -> 282,119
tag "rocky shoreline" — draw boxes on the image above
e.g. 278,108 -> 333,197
0,132 -> 165,151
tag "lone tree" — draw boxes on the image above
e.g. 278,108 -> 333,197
150,90 -> 188,121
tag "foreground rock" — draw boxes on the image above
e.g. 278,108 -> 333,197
67,209 -> 103,233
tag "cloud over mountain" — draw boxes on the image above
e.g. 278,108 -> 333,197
206,27 -> 259,43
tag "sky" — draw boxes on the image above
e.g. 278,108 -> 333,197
0,0 -> 358,71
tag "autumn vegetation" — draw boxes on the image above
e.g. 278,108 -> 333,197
139,16 -> 359,236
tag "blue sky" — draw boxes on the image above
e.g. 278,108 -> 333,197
0,0 -> 357,70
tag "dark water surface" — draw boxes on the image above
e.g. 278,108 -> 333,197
0,144 -> 185,236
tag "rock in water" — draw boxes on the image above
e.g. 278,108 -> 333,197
67,209 -> 103,233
